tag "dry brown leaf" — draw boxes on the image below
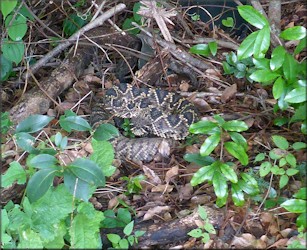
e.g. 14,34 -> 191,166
143,205 -> 171,221
108,196 -> 119,209
143,165 -> 162,185
268,238 -> 288,249
178,183 -> 193,201
165,165 -> 179,183
193,98 -> 212,112
221,84 -> 237,103
231,234 -> 255,248
151,184 -> 174,193
179,82 -> 190,92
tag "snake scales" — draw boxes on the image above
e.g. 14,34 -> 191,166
90,83 -> 198,162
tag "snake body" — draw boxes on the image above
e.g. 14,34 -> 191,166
91,83 -> 198,162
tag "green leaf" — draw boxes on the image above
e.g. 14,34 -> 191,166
1,161 -> 26,187
200,132 -> 221,156
296,213 -> 306,228
281,199 -> 306,213
26,168 -> 58,202
204,220 -> 216,234
222,61 -> 235,74
183,153 -> 215,166
231,183 -> 245,206
119,239 -> 129,248
93,123 -> 119,141
253,25 -> 270,58
122,18 -> 140,35
133,2 -> 142,22
282,53 -> 298,82
63,170 -> 91,201
239,173 -> 259,195
224,142 -> 248,166
29,154 -> 58,169
259,161 -> 271,177
270,46 -> 286,71
292,142 -> 307,150
16,114 -> 53,133
107,234 -> 121,244
286,168 -> 299,176
237,31 -> 259,60
280,26 -> 306,40
1,39 -> 24,64
69,206 -> 104,248
90,139 -> 115,177
208,41 -> 217,56
285,153 -> 297,167
59,115 -> 91,132
63,13 -> 89,37
0,54 -> 13,80
68,158 -> 105,186
123,221 -> 134,236
279,175 -> 289,189
272,77 -> 286,99
294,38 -> 307,55
290,103 -> 306,123
212,171 -> 227,198
254,153 -> 265,162
220,163 -> 238,183
237,6 -> 269,29
14,132 -> 37,153
249,69 -> 280,83
18,229 -> 43,249
189,44 -> 210,57
293,187 -> 306,199
272,135 -> 289,150
0,0 -> 17,19
222,120 -> 248,132
198,205 -> 208,220
253,58 -> 270,70
188,228 -> 203,238
213,114 -> 225,125
222,17 -> 234,27
190,164 -> 215,186
279,158 -> 287,167
271,165 -> 285,175
5,14 -> 27,41
284,87 -> 307,103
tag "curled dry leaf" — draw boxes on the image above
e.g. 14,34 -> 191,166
151,184 -> 174,193
143,165 -> 162,185
143,205 -> 171,221
221,84 -> 237,103
165,165 -> 179,183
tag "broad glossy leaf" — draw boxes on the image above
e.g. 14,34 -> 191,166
200,132 -> 221,156
280,26 -> 306,40
237,31 -> 259,60
29,154 -> 58,169
259,161 -> 271,177
190,164 -> 215,186
279,175 -> 289,189
0,54 -> 12,80
189,44 -> 210,56
1,39 -> 24,64
272,135 -> 289,150
212,171 -> 227,198
252,58 -> 270,70
5,14 -> 27,41
183,153 -> 215,166
281,199 -> 306,213
272,77 -> 286,99
0,0 -> 17,19
285,153 -> 296,167
222,120 -> 248,132
213,115 -> 225,125
68,158 -> 105,186
231,183 -> 245,206
239,173 -> 259,195
270,46 -> 286,71
282,53 -> 298,82
208,41 -> 217,56
296,213 -> 306,228
253,25 -> 270,58
229,132 -> 247,150
16,115 -> 53,133
219,163 -> 238,183
294,38 -> 306,55
64,170 -> 92,201
26,168 -> 58,202
292,142 -> 307,150
59,116 -> 91,132
93,123 -> 119,141
224,142 -> 248,166
237,6 -> 269,29
14,132 -> 37,153
284,87 -> 307,103
249,69 -> 280,83
222,17 -> 234,27
286,168 -> 299,176
293,187 -> 306,199
123,221 -> 134,236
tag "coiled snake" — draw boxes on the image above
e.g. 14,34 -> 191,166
90,83 -> 198,162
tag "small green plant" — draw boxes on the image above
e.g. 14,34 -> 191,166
223,51 -> 256,81
254,135 -> 306,190
121,174 -> 146,195
107,220 -> 145,249
287,225 -> 306,249
122,2 -> 142,35
188,205 -> 216,244
189,41 -> 218,57
222,17 -> 234,28
1,112 -> 13,136
121,118 -> 136,138
224,5 -> 306,134
188,115 -> 259,207
190,12 -> 200,21
63,12 -> 90,37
